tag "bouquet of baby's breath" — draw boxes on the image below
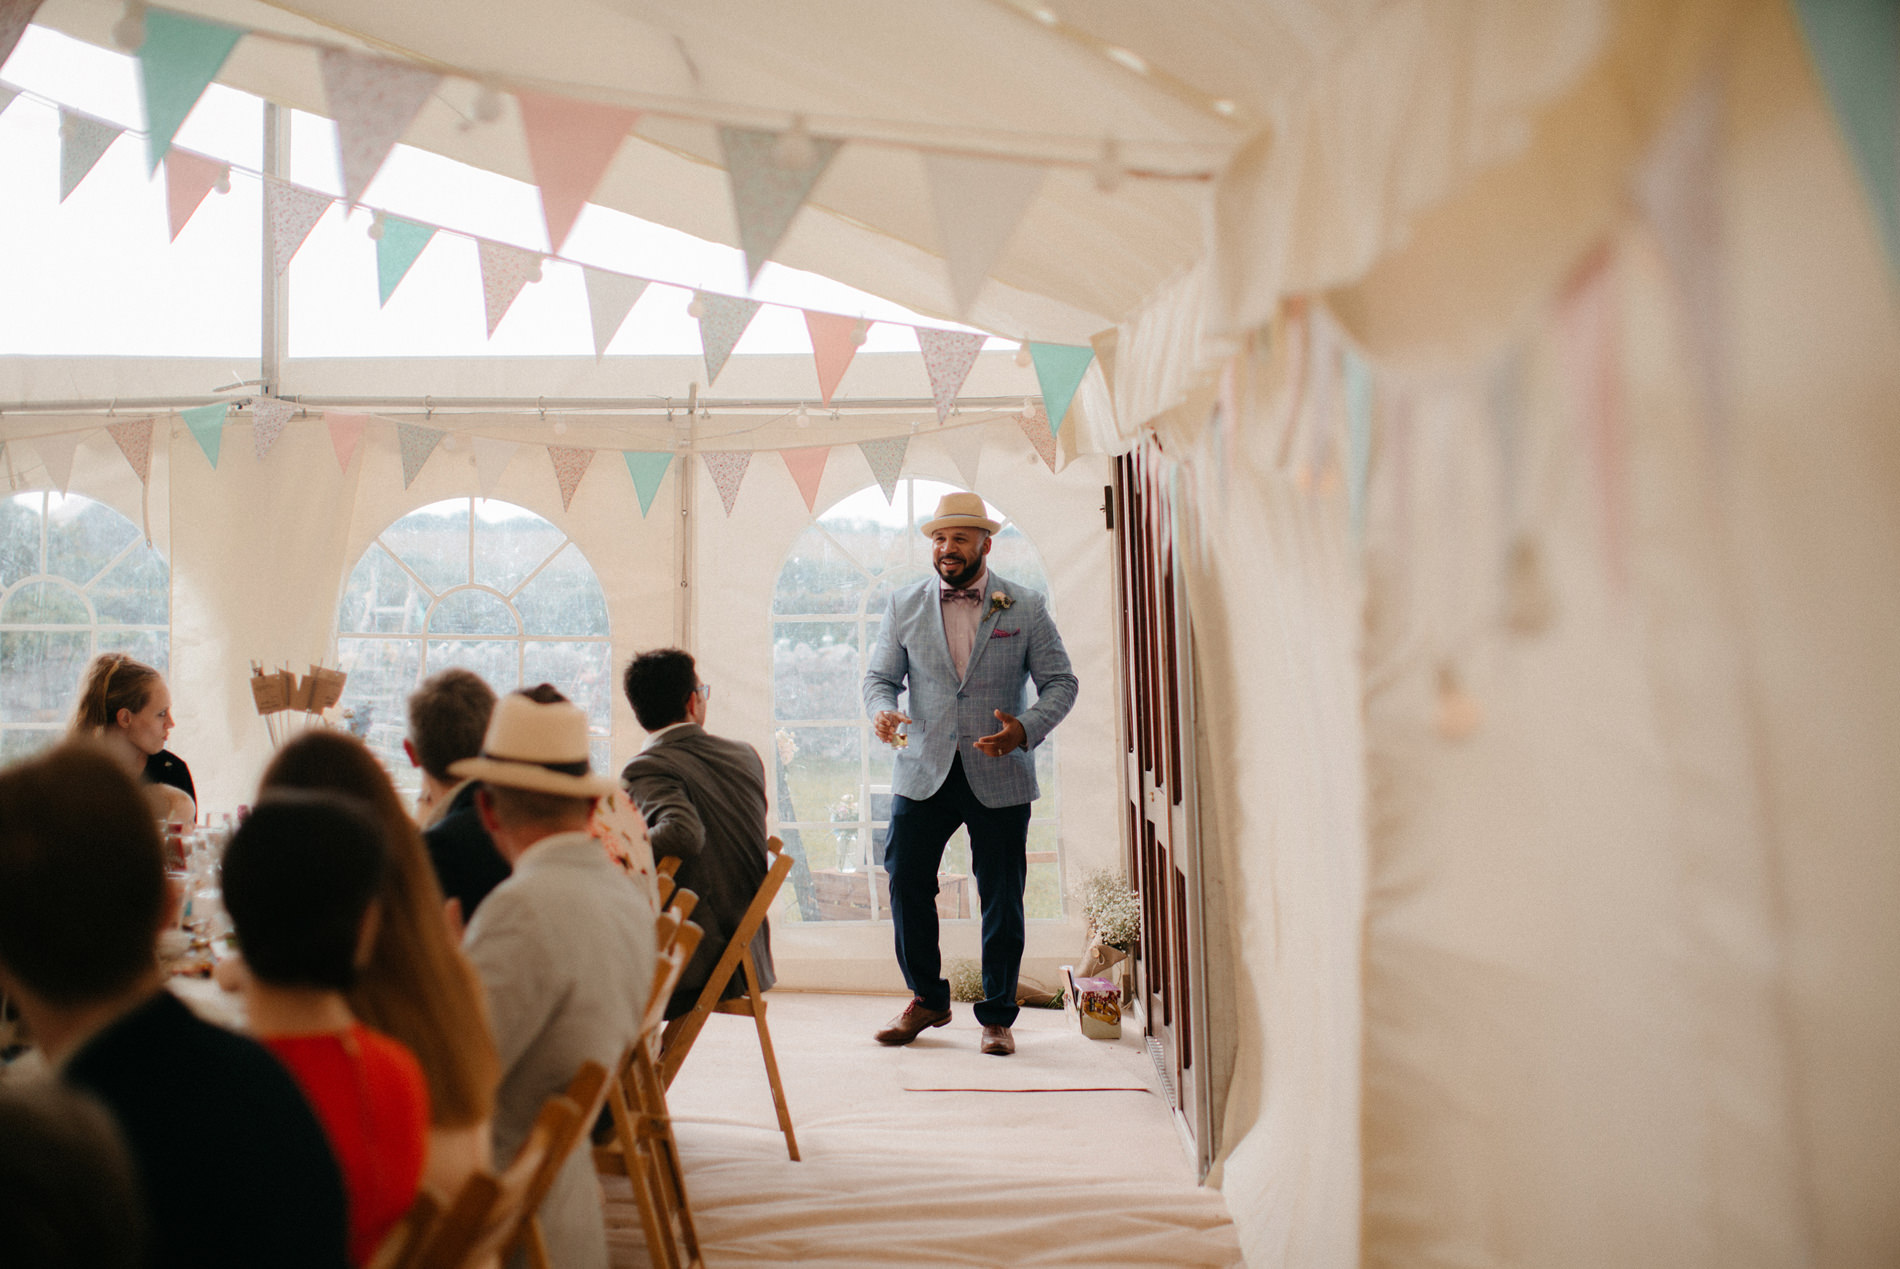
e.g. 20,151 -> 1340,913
1078,868 -> 1140,953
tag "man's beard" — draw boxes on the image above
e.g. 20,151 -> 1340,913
936,554 -> 981,589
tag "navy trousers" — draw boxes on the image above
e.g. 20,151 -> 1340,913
883,753 -> 1033,1028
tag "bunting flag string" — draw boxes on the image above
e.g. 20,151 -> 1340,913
780,445 -> 829,512
720,125 -> 844,283
1016,406 -> 1056,471
1027,342 -> 1094,436
59,109 -> 121,201
702,451 -> 750,516
518,91 -> 639,255
106,417 -> 154,485
938,419 -> 983,489
471,437 -> 517,497
582,267 -> 647,360
319,49 -> 440,205
697,294 -> 763,386
0,0 -> 45,70
250,397 -> 295,462
857,435 -> 908,502
163,149 -> 224,241
917,329 -> 984,422
396,420 -> 445,488
325,411 -> 367,472
267,182 -> 333,274
376,215 -> 436,306
548,444 -> 593,510
923,153 -> 1047,317
134,9 -> 243,171
35,430 -> 79,492
181,402 -> 228,468
804,311 -> 863,406
623,451 -> 671,516
477,239 -> 543,337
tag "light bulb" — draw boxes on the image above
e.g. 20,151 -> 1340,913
526,256 -> 543,283
440,434 -> 458,452
473,82 -> 504,124
1015,340 -> 1032,367
111,0 -> 146,50
367,210 -> 386,241
552,419 -> 568,435
850,319 -> 869,347
772,115 -> 816,170
214,166 -> 231,195
1022,397 -> 1036,415
795,405 -> 810,427
687,293 -> 706,319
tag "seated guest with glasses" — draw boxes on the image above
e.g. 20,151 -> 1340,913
68,652 -> 196,825
621,649 -> 776,1017
404,668 -> 511,924
456,685 -> 654,1269
0,742 -> 348,1269
222,793 -> 430,1269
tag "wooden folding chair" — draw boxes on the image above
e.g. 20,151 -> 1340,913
596,924 -> 706,1269
658,836 -> 799,1161
409,1092 -> 581,1269
364,1190 -> 441,1269
659,884 -> 699,929
503,1060 -> 612,1269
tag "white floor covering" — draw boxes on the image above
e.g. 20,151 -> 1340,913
603,991 -> 1243,1267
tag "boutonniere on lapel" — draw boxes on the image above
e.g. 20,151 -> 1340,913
986,591 -> 1013,619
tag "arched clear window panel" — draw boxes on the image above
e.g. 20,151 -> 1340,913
768,478 -> 1063,926
0,493 -> 170,764
334,498 -> 612,796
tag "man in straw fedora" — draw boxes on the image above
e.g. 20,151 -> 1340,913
863,491 -> 1078,1056
455,685 -> 655,1269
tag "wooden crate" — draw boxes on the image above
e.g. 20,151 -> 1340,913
807,868 -> 969,921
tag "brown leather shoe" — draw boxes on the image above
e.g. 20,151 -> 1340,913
979,1025 -> 1015,1056
875,999 -> 952,1045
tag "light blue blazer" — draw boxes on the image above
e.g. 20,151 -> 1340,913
862,571 -> 1078,808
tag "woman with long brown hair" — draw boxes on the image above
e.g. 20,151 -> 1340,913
257,731 -> 500,1197
69,652 -> 195,824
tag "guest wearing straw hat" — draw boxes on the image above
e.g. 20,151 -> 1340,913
455,685 -> 654,1269
863,492 -> 1077,1057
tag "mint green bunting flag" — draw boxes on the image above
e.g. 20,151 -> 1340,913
1793,0 -> 1900,281
181,403 -> 228,468
136,9 -> 243,171
623,451 -> 672,516
376,216 -> 436,306
1028,342 -> 1094,436
1343,347 -> 1373,540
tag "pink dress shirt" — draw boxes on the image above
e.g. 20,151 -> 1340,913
941,568 -> 988,681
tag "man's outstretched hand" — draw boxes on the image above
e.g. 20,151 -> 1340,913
974,709 -> 1027,757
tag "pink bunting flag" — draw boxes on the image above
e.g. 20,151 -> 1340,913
701,451 -> 751,516
35,430 -> 79,492
266,182 -> 332,274
0,0 -> 45,70
250,397 -> 295,462
106,417 -> 153,485
319,49 -> 441,204
517,91 -> 638,254
780,446 -> 829,512
1016,406 -> 1056,471
477,239 -> 542,338
396,420 -> 445,489
804,311 -> 862,406
164,150 -> 224,241
697,294 -> 763,386
857,435 -> 908,503
916,329 -> 984,423
548,445 -> 593,511
326,411 -> 367,472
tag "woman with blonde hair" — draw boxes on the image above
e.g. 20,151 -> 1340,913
69,652 -> 195,824
257,730 -> 501,1197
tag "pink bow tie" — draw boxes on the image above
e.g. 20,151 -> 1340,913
941,587 -> 981,603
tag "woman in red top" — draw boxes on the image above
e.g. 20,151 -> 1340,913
222,793 -> 430,1266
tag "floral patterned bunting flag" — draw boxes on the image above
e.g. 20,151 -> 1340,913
857,435 -> 908,503
548,445 -> 593,511
583,267 -> 648,359
1015,406 -> 1055,471
701,451 -> 750,516
697,294 -> 762,386
396,420 -> 444,489
916,329 -> 984,422
477,239 -> 543,338
319,49 -> 440,204
719,125 -> 844,282
106,417 -> 153,485
267,183 -> 332,274
251,397 -> 295,462
0,0 -> 45,70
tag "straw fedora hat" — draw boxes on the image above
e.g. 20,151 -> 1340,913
920,491 -> 1001,538
448,692 -> 618,797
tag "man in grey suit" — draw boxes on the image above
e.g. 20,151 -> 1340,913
620,648 -> 776,1018
455,685 -> 654,1269
863,492 -> 1078,1056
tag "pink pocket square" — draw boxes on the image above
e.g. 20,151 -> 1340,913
990,628 -> 1018,639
